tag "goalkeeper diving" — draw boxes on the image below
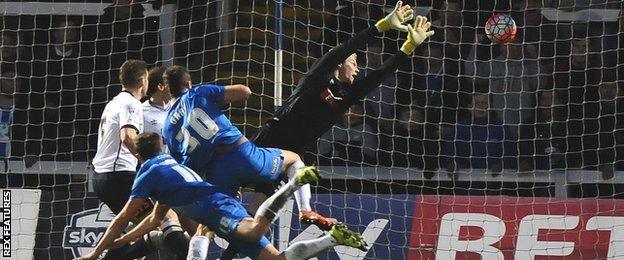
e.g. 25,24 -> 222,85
250,1 -> 435,230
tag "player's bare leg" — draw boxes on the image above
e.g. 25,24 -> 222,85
280,150 -> 336,230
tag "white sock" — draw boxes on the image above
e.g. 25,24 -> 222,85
256,177 -> 297,223
187,236 -> 209,260
284,234 -> 337,260
286,160 -> 312,212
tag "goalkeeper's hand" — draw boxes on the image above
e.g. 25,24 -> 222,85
400,16 -> 435,55
375,1 -> 414,32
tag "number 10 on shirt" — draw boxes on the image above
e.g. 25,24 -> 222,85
175,108 -> 219,153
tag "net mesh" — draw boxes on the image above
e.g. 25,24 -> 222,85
1,0 -> 623,259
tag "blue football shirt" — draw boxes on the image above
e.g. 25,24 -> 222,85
163,84 -> 243,172
130,154 -> 217,206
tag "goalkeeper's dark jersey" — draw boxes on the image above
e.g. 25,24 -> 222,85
252,27 -> 409,153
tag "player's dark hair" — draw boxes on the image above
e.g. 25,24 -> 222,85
146,66 -> 166,97
119,59 -> 147,89
136,132 -> 162,160
164,65 -> 192,98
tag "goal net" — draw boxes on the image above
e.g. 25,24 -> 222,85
1,0 -> 624,259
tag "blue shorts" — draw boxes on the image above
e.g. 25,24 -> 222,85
173,192 -> 271,258
207,141 -> 284,195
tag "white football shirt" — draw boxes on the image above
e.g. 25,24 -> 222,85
92,91 -> 144,173
142,100 -> 169,153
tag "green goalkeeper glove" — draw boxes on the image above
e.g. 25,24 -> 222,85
375,1 -> 414,32
400,16 -> 435,55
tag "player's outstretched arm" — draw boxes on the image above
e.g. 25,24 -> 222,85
223,84 -> 252,103
113,202 -> 170,247
75,198 -> 150,260
349,16 -> 434,102
305,3 -> 413,80
400,16 -> 435,55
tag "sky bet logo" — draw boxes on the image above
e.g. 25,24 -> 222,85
62,204 -> 114,258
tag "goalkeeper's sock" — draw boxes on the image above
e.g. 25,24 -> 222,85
286,160 -> 312,212
283,234 -> 337,260
187,236 -> 210,260
161,219 -> 190,258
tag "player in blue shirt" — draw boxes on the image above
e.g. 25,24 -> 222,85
161,65 -> 334,230
77,133 -> 367,260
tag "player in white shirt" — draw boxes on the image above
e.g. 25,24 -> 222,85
92,60 -> 148,212
92,87 -> 144,174
142,67 -> 171,153
91,60 -> 150,260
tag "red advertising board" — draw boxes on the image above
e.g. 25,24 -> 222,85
409,195 -> 624,259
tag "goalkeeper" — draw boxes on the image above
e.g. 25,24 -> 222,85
251,2 -> 434,229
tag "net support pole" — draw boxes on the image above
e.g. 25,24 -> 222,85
159,4 -> 176,67
273,0 -> 284,247
273,0 -> 284,108
218,1 -> 233,45
554,170 -> 568,198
